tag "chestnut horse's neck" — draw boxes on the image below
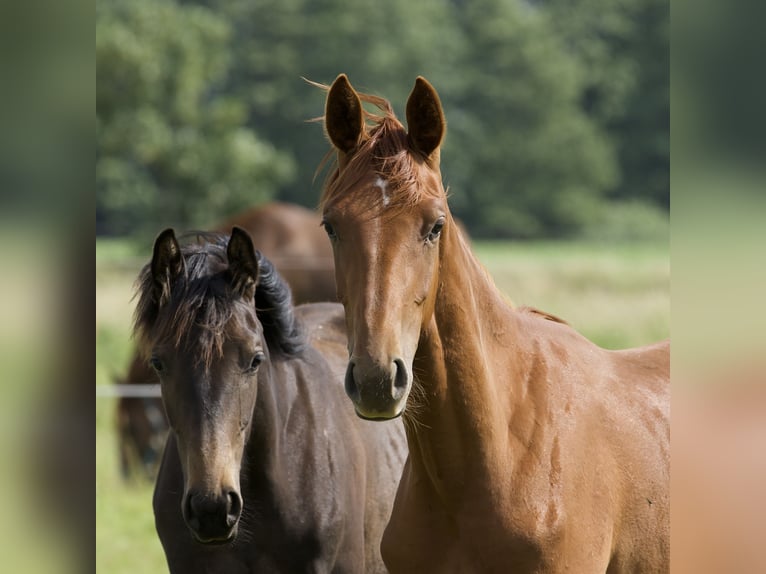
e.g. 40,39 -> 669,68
407,216 -> 533,506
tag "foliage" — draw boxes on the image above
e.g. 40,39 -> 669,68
542,0 -> 669,208
442,0 -> 618,237
97,0 -> 295,235
97,0 -> 668,239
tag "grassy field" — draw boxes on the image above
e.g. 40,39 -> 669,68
97,238 -> 167,572
473,240 -> 669,350
96,237 -> 668,573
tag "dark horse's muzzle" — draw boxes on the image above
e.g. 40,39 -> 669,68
183,489 -> 242,544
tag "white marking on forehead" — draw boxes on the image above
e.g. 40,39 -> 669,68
374,177 -> 390,207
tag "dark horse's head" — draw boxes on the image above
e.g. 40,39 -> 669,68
133,227 -> 304,544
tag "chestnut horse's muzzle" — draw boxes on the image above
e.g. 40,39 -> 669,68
344,357 -> 410,420
183,489 -> 242,544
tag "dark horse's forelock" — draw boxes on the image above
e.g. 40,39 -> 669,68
133,233 -> 305,368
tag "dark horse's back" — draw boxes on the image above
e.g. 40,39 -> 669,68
154,302 -> 406,573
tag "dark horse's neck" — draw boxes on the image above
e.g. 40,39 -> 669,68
243,255 -> 306,484
243,357 -> 298,481
241,357 -> 297,516
408,214 -> 528,507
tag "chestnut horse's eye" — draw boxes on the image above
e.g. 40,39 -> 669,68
322,220 -> 337,240
246,352 -> 266,374
149,356 -> 165,373
427,220 -> 445,243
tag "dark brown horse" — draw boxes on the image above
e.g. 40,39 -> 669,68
115,202 -> 336,480
319,74 -> 670,573
133,227 -> 406,572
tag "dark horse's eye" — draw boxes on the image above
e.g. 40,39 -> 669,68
427,220 -> 445,243
322,220 -> 337,240
246,352 -> 266,373
149,356 -> 165,373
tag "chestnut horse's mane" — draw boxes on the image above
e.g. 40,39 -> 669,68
133,233 -> 306,369
518,305 -> 569,325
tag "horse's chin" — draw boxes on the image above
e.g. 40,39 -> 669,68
354,408 -> 404,421
191,527 -> 238,546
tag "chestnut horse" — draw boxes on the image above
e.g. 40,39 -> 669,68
319,75 -> 669,573
115,201 -> 336,480
134,228 -> 405,572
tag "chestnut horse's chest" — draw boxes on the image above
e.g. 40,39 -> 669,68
381,461 -> 571,574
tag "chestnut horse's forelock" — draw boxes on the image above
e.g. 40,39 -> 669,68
319,91 -> 445,213
133,235 -> 305,371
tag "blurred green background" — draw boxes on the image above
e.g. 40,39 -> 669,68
96,0 -> 668,241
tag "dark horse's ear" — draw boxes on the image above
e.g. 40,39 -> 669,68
406,76 -> 446,159
227,226 -> 259,301
325,73 -> 365,154
151,228 -> 185,306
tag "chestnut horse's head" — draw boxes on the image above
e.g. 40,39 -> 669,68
320,74 -> 449,420
134,228 -> 302,544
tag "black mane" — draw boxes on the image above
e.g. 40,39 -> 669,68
252,248 -> 306,357
133,232 -> 306,364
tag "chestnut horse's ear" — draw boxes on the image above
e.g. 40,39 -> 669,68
227,226 -> 259,300
406,76 -> 446,158
151,228 -> 185,306
325,74 -> 364,154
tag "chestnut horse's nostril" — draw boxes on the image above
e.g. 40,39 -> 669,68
344,361 -> 360,402
393,359 -> 408,392
344,356 -> 411,418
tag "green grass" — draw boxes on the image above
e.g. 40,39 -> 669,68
97,238 -> 167,573
472,240 -> 669,349
96,236 -> 151,264
97,396 -> 166,572
95,237 -> 669,572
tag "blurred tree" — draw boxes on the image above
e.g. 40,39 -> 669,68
180,0 -> 617,237
97,0 -> 667,239
443,0 -> 618,237
96,0 -> 295,235
541,0 -> 669,208
179,0 -> 459,205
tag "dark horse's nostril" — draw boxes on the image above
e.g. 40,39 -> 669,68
184,489 -> 241,539
226,490 -> 242,527
393,359 -> 408,391
184,493 -> 200,530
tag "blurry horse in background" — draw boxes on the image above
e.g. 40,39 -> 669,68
115,201 -> 336,480
114,353 -> 165,479
134,227 -> 406,572
320,74 -> 669,573
217,201 -> 335,304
